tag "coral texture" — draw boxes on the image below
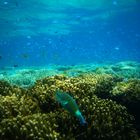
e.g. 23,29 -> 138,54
0,74 -> 139,139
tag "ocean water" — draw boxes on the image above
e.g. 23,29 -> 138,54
0,0 -> 140,67
0,1 -> 140,139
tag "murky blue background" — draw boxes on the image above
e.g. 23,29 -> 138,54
0,0 -> 140,67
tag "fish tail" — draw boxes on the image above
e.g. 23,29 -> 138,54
78,114 -> 87,126
76,110 -> 87,126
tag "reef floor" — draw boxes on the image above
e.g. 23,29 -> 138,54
0,61 -> 140,88
0,61 -> 140,139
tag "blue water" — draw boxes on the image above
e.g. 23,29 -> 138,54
0,1 -> 140,68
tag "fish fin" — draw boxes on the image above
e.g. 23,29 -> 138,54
61,101 -> 68,106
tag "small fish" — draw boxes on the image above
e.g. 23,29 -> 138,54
21,53 -> 29,59
55,90 -> 87,125
13,64 -> 18,68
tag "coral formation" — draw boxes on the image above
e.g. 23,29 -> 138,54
0,73 -> 139,139
111,79 -> 140,134
112,79 -> 140,102
94,61 -> 140,79
0,80 -> 23,96
0,61 -> 140,88
0,113 -> 61,140
0,94 -> 40,121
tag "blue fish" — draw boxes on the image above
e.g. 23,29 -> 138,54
55,90 -> 87,125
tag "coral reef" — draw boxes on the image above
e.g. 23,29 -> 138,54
94,61 -> 140,79
112,79 -> 140,102
0,61 -> 140,88
111,79 -> 140,134
0,113 -> 61,140
0,94 -> 40,121
0,80 -> 23,96
0,73 -> 139,139
80,96 -> 138,140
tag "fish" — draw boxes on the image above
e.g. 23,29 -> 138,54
21,53 -> 29,59
55,90 -> 87,126
13,64 -> 18,68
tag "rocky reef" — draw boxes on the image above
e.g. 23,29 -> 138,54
0,72 -> 140,140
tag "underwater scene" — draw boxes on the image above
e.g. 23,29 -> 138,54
0,0 -> 140,139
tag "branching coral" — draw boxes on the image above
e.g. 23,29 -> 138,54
0,94 -> 40,120
0,74 -> 139,139
112,79 -> 140,102
0,113 -> 61,140
111,79 -> 140,135
0,80 -> 23,96
79,96 -> 138,139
